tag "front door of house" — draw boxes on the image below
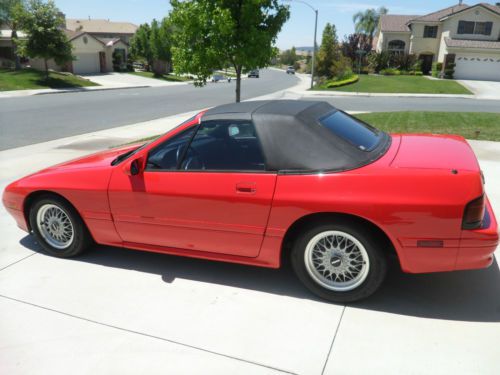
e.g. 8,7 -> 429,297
99,52 -> 106,73
420,54 -> 433,75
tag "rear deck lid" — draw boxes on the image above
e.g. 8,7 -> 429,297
391,134 -> 480,171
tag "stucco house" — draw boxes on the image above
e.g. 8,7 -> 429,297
1,17 -> 137,74
375,2 -> 500,81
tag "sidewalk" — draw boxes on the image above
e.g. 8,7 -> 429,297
0,72 -> 191,99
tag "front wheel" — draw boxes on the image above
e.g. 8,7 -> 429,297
29,195 -> 92,258
291,222 -> 387,303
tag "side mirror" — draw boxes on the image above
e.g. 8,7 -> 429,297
123,157 -> 144,176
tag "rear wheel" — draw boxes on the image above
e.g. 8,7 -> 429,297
29,195 -> 92,257
291,222 -> 387,303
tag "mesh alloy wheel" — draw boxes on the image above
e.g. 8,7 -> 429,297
304,230 -> 370,292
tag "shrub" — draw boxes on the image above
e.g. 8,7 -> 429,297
431,62 -> 443,78
367,51 -> 390,73
380,68 -> 400,75
391,53 -> 417,72
330,55 -> 353,81
325,74 -> 359,88
414,71 -> 423,76
112,50 -> 124,72
444,63 -> 455,79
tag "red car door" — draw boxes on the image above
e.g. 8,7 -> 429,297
108,120 -> 277,257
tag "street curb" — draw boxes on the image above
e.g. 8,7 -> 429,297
300,90 -> 476,99
34,85 -> 151,96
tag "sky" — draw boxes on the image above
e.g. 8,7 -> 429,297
54,0 -> 485,49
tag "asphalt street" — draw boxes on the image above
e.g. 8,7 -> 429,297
2,69 -> 500,150
0,69 -> 298,150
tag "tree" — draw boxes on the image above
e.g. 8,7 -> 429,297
341,33 -> 371,61
170,0 -> 290,102
150,18 -> 173,75
280,46 -> 298,66
316,23 -> 340,79
129,23 -> 152,70
352,6 -> 388,45
14,0 -> 73,78
0,0 -> 25,70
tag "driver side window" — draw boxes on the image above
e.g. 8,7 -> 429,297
182,121 -> 266,171
146,126 -> 196,170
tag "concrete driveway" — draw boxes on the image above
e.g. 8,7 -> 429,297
1,113 -> 499,374
458,80 -> 500,99
80,72 -> 188,88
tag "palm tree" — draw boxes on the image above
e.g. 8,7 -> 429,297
0,0 -> 24,70
352,6 -> 388,45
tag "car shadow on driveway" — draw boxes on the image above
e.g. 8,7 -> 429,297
20,235 -> 500,323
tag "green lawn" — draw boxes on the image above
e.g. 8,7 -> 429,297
316,75 -> 472,95
129,71 -> 192,82
355,112 -> 500,141
0,68 -> 98,91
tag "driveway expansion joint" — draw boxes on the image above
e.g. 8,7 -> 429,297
0,294 -> 298,375
0,252 -> 38,272
321,305 -> 346,375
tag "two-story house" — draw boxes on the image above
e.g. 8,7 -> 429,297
375,2 -> 500,81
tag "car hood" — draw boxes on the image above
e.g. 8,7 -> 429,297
40,144 -> 141,173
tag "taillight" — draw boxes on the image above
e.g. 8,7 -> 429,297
462,195 -> 485,230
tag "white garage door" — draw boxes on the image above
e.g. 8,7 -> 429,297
73,53 -> 100,74
454,54 -> 500,81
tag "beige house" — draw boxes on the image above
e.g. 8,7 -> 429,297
1,18 -> 137,74
376,2 -> 500,81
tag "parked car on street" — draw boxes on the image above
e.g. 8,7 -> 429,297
248,69 -> 259,78
286,66 -> 295,74
3,100 -> 498,302
211,74 -> 231,83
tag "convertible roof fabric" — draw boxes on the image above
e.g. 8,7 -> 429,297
202,100 -> 391,173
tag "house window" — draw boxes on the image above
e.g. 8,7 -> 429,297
457,21 -> 492,35
387,40 -> 405,54
423,25 -> 438,38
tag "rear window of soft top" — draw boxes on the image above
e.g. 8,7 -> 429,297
319,111 -> 382,151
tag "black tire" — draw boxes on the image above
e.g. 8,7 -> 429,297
291,221 -> 387,303
29,194 -> 92,258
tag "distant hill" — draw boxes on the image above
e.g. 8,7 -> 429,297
296,46 -> 314,52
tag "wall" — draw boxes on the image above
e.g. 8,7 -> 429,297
443,6 -> 500,41
381,32 -> 411,53
72,34 -> 104,53
409,23 -> 442,57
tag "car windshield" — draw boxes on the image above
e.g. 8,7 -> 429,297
319,111 -> 383,151
111,115 -> 197,165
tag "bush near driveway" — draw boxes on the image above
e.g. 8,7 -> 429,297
0,68 -> 98,91
129,71 -> 191,82
314,75 -> 359,89
356,112 -> 500,142
316,75 -> 472,94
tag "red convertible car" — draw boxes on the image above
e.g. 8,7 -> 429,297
3,100 -> 498,302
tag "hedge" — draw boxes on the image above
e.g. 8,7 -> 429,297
325,75 -> 359,88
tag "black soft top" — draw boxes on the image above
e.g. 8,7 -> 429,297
202,100 -> 391,173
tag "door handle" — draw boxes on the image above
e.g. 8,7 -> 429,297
236,182 -> 257,194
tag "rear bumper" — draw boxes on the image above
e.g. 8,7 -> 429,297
455,197 -> 498,270
397,196 -> 498,273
